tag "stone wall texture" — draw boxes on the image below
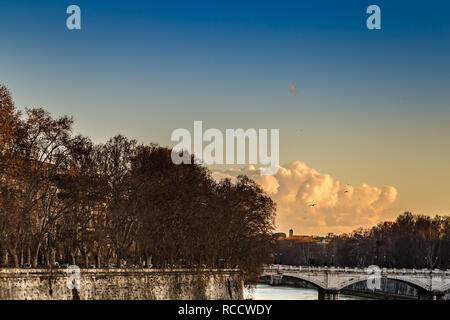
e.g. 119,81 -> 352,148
0,268 -> 243,300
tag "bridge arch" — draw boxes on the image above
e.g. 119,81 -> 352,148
281,275 -> 328,290
440,282 -> 450,293
261,272 -> 327,290
336,274 -> 430,292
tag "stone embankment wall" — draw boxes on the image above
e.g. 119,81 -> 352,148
0,268 -> 243,300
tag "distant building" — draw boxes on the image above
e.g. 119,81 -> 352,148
274,229 -> 335,244
281,229 -> 316,243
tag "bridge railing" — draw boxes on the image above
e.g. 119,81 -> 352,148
263,264 -> 450,275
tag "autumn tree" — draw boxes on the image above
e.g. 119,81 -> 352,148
0,85 -> 277,280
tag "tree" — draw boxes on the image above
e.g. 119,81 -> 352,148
0,85 -> 277,283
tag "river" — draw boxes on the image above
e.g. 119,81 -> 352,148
244,284 -> 367,300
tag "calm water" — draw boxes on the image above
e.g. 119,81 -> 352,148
244,284 -> 366,300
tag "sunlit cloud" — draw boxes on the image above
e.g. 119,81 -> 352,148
212,161 -> 398,235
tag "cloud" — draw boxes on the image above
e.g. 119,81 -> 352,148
289,82 -> 298,94
211,161 -> 398,235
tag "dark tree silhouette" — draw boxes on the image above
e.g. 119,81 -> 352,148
275,212 -> 450,269
0,85 -> 275,282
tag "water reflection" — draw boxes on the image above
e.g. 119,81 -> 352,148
244,284 -> 366,300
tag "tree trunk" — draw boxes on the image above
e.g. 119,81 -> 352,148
97,251 -> 101,268
50,248 -> 56,267
6,247 -> 19,268
32,242 -> 41,268
2,249 -> 8,266
84,251 -> 89,268
70,250 -> 76,265
44,249 -> 50,267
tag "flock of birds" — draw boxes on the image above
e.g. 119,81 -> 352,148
303,184 -> 358,220
308,184 -> 352,208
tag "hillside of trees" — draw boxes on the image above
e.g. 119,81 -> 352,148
0,85 -> 275,281
276,212 -> 450,269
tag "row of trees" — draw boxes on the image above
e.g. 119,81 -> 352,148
276,212 -> 450,269
0,85 -> 275,281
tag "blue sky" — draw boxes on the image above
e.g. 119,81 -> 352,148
1,0 -> 450,230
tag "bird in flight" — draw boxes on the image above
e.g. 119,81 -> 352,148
309,203 -> 317,207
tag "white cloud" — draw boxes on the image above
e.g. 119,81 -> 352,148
211,161 -> 398,235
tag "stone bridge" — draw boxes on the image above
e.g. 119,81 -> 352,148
261,264 -> 450,300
